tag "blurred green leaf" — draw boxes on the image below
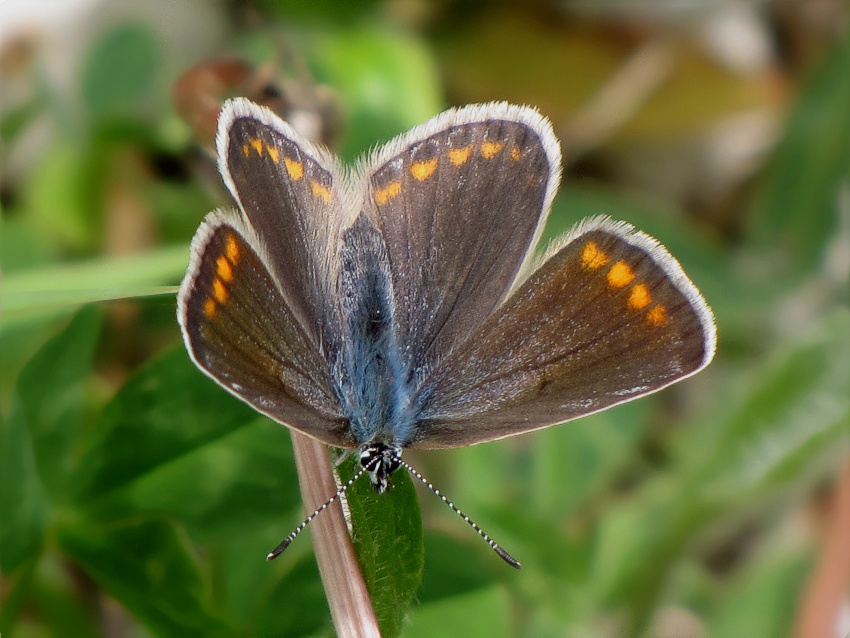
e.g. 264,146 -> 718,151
58,518 -> 228,636
17,142 -> 97,251
1,244 -> 187,318
0,215 -> 51,274
72,347 -> 262,502
15,306 -> 102,502
0,99 -> 43,145
590,477 -> 690,612
402,586 -> 512,638
530,400 -> 646,516
590,309 -> 849,625
706,548 -> 808,638
251,551 -> 330,636
80,23 -> 160,121
257,0 -> 381,23
86,419 -> 299,543
698,309 -> 850,500
342,454 -> 424,638
1,307 -> 101,574
24,557 -> 102,638
418,531 -> 505,602
750,37 -> 850,272
0,401 -> 50,574
302,24 -> 443,159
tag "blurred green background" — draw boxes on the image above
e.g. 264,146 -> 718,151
1,1 -> 848,637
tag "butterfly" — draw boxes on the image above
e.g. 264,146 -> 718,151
178,98 -> 716,565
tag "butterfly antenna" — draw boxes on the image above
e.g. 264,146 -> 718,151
266,463 -> 371,560
398,460 -> 522,569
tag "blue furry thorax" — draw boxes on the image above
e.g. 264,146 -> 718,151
332,214 -> 420,447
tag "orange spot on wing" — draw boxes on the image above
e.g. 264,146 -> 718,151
266,146 -> 280,163
647,305 -> 668,326
481,141 -> 505,159
410,157 -> 438,181
212,278 -> 228,304
311,181 -> 332,202
225,234 -> 240,265
510,146 -> 522,161
581,241 -> 609,270
204,298 -> 217,318
250,138 -> 264,155
628,283 -> 651,310
374,181 -> 402,205
607,261 -> 635,288
242,144 -> 250,157
216,255 -> 234,282
448,145 -> 472,166
284,157 -> 304,180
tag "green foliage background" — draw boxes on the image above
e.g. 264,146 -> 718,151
1,2 -> 848,636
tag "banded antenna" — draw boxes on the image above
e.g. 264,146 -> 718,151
266,457 -> 521,569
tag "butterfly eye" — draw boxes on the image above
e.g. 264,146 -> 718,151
358,445 -> 386,469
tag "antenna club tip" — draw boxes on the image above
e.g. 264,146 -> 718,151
495,547 -> 522,569
267,539 -> 291,561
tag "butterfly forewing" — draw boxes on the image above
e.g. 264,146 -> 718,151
219,100 -> 346,343
364,104 -> 562,373
177,211 -> 351,447
414,218 -> 716,448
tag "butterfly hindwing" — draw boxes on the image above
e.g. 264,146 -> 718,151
413,217 -> 716,448
177,211 -> 351,447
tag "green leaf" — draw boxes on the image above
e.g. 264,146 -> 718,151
252,552 -> 331,636
256,0 -> 381,22
58,518 -> 229,637
750,37 -> 850,273
698,308 -> 850,500
0,306 -> 78,409
85,420 -> 300,543
72,347 -> 262,502
26,557 -> 102,638
590,309 -> 850,623
302,24 -> 443,160
589,476 -> 693,612
418,531 -> 508,603
341,454 -> 424,638
0,400 -> 50,573
529,400 -> 646,516
80,23 -> 160,120
402,586 -> 512,638
15,142 -> 96,252
0,99 -> 44,147
706,548 -> 808,638
1,244 -> 187,318
1,307 -> 101,573
14,305 -> 102,503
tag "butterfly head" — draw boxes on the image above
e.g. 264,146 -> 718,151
359,443 -> 402,494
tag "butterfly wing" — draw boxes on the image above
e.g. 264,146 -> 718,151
179,98 -> 354,447
412,217 -> 717,449
217,98 -> 353,343
177,211 -> 351,447
361,103 -> 562,373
